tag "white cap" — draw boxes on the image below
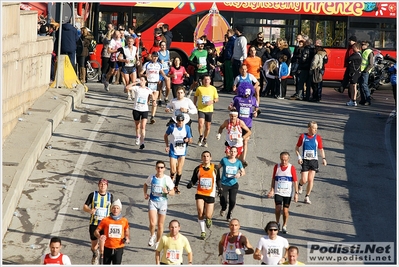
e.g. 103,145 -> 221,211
196,39 -> 204,45
111,199 -> 122,210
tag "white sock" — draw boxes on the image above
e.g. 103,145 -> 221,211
199,219 -> 206,232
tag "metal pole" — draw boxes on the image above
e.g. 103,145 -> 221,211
72,2 -> 75,27
56,3 -> 63,88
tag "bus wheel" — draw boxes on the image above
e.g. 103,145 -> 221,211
170,50 -> 188,67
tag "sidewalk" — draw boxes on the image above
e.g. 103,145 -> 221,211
2,84 -> 85,239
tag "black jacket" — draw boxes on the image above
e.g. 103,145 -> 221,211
54,23 -> 79,54
299,45 -> 315,70
163,31 -> 173,50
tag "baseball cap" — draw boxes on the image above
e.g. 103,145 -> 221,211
349,35 -> 357,42
98,179 -> 108,185
196,39 -> 204,45
176,114 -> 185,121
151,51 -> 159,56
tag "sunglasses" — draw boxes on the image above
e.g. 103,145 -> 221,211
156,166 -> 165,169
268,229 -> 278,231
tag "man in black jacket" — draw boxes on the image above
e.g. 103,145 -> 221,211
54,20 -> 79,68
297,39 -> 315,101
162,24 -> 173,50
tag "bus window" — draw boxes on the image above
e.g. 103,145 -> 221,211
134,7 -> 173,33
220,11 -> 300,44
301,15 -> 347,47
172,11 -> 207,42
348,18 -> 396,49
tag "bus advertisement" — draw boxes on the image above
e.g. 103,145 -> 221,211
90,1 -> 397,81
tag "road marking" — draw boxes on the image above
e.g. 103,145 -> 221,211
50,98 -> 115,237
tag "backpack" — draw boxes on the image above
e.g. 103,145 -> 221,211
88,39 -> 97,52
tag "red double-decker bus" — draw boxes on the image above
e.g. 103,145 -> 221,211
88,2 -> 397,81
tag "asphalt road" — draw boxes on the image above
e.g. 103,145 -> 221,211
2,80 -> 397,265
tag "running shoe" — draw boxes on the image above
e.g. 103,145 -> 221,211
298,185 -> 303,194
200,232 -> 206,240
127,96 -> 132,101
197,136 -> 203,147
135,138 -> 140,146
148,234 -> 156,246
346,100 -> 357,106
91,249 -> 98,265
242,161 -> 248,168
104,81 -> 109,91
220,210 -> 225,217
139,144 -> 145,150
98,255 -> 104,265
164,98 -> 169,104
277,96 -> 285,100
282,226 -> 288,234
150,117 -> 156,124
304,196 -> 312,204
202,138 -> 208,147
174,186 -> 180,194
205,218 -> 212,229
157,99 -> 162,107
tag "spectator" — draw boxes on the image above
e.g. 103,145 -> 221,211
76,27 -> 93,84
388,63 -> 397,107
289,40 -> 305,100
221,29 -> 236,92
297,39 -> 315,101
54,20 -> 79,68
345,43 -> 362,106
277,54 -> 290,99
38,20 -> 49,36
263,58 -> 279,97
232,25 -> 247,79
271,38 -> 292,66
201,34 -> 215,50
310,45 -> 328,102
207,46 -> 218,85
358,40 -> 374,106
251,32 -> 269,93
162,24 -> 173,50
335,35 -> 357,93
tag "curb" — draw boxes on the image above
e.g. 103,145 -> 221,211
2,84 -> 85,239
